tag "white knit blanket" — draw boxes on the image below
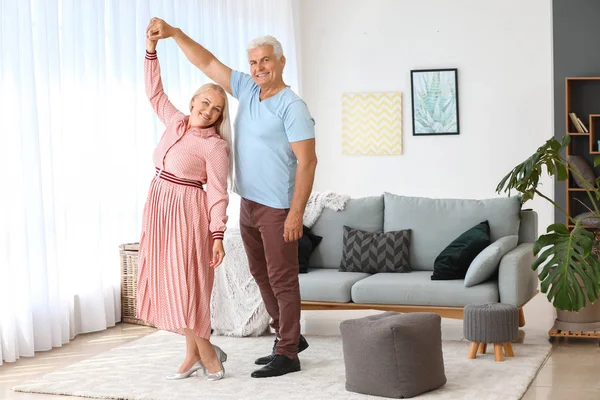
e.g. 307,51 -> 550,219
303,191 -> 351,228
210,229 -> 270,337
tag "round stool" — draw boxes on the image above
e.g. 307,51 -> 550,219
463,303 -> 519,362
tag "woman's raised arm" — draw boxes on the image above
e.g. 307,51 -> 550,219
144,38 -> 183,126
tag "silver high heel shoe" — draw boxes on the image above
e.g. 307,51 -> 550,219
206,356 -> 225,381
206,345 -> 226,381
165,361 -> 206,380
213,345 -> 228,363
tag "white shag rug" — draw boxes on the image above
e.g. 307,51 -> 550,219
13,330 -> 551,400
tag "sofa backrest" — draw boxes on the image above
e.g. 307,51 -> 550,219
518,209 -> 538,244
309,195 -> 384,269
383,193 -> 522,271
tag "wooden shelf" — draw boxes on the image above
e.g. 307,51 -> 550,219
566,77 -> 600,81
549,328 -> 600,338
589,115 -> 600,152
560,76 -> 600,228
565,77 -> 600,227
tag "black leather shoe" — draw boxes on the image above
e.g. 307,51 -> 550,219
251,354 -> 301,378
254,334 -> 309,365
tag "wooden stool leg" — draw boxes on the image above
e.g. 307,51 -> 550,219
518,307 -> 526,327
468,342 -> 479,359
494,343 -> 504,362
504,342 -> 514,357
478,343 -> 487,354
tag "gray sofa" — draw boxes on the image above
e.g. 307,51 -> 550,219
299,192 -> 538,326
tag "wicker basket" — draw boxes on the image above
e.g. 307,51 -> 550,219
119,242 -> 154,327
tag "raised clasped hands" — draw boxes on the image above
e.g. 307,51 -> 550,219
146,17 -> 175,42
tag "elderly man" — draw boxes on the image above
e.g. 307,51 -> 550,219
146,19 -> 317,378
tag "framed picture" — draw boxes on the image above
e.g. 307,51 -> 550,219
341,92 -> 403,155
410,68 -> 459,136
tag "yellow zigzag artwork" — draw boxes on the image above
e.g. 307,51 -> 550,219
341,92 -> 402,155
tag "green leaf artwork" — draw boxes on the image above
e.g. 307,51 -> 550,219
411,69 -> 459,135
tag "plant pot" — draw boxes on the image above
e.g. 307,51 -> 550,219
554,297 -> 600,332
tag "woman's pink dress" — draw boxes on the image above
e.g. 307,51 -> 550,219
137,50 -> 229,339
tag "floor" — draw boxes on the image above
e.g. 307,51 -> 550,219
0,293 -> 598,399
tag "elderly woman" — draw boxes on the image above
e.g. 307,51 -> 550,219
136,32 -> 231,381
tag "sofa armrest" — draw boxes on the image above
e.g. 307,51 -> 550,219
498,243 -> 538,307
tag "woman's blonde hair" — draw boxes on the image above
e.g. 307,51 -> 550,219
189,83 -> 234,188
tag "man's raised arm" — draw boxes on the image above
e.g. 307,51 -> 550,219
146,18 -> 233,95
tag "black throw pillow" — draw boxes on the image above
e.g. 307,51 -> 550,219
298,225 -> 323,273
431,221 -> 490,280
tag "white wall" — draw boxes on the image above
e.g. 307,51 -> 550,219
298,0 -> 555,232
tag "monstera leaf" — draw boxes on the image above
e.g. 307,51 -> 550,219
496,136 -> 569,201
533,223 -> 600,311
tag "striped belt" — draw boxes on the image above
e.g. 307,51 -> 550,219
155,168 -> 204,189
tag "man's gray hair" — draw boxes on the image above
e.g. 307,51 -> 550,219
247,35 -> 284,59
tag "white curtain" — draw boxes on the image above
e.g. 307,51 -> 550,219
0,0 -> 299,365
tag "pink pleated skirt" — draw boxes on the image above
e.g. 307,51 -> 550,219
137,175 -> 213,339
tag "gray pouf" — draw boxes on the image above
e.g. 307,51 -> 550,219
340,312 -> 446,398
463,303 -> 519,362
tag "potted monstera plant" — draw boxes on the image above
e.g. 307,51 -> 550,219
496,134 -> 600,332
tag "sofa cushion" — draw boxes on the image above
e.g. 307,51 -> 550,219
309,196 -> 384,269
569,155 -> 595,188
351,271 -> 499,306
299,268 -> 370,302
339,226 -> 411,273
383,193 -> 521,271
464,235 -> 519,287
574,211 -> 600,227
431,221 -> 491,280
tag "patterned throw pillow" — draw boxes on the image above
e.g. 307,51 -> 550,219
339,226 -> 411,273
